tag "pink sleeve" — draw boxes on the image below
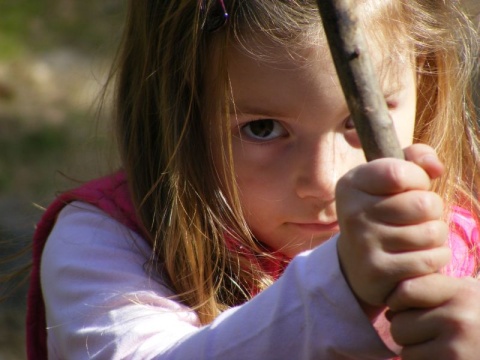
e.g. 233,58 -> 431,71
41,202 -> 394,359
443,206 -> 480,278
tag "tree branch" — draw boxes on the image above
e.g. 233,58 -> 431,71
317,0 -> 404,161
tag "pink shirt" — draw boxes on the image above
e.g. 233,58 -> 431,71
444,206 -> 479,277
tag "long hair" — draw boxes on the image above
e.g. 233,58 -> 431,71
112,0 -> 480,324
406,1 -> 480,211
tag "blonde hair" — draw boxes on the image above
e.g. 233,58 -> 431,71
112,0 -> 480,324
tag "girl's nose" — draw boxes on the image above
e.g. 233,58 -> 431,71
295,137 -> 341,201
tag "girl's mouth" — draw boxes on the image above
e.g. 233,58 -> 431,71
288,222 -> 339,234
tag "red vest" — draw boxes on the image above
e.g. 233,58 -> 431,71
26,171 -> 144,360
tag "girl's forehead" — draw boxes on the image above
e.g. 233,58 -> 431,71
227,27 -> 412,75
228,32 -> 329,70
223,30 -> 415,114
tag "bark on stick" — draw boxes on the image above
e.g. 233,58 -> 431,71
317,0 -> 404,161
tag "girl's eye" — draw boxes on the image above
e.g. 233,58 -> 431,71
241,119 -> 287,141
344,98 -> 396,130
386,100 -> 398,110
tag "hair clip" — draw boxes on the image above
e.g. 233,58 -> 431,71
200,0 -> 229,32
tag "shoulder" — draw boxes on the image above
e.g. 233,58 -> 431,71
42,201 -> 160,296
42,202 -> 201,358
42,201 -> 177,298
45,201 -> 151,263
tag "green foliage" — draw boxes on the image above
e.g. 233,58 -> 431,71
0,1 -> 42,58
0,0 -> 124,59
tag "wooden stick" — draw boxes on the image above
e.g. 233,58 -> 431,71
316,0 -> 404,161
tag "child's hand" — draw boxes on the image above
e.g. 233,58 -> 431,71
335,144 -> 451,307
386,274 -> 480,359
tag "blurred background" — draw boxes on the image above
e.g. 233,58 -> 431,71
0,1 -> 125,359
0,1 -> 478,359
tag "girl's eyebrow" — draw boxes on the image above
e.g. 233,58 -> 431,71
382,85 -> 403,99
228,103 -> 287,119
380,71 -> 408,97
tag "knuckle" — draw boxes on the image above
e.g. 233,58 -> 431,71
442,311 -> 475,348
455,309 -> 477,330
423,221 -> 437,242
419,251 -> 439,273
413,192 -> 443,218
422,221 -> 444,245
384,161 -> 407,189
413,192 -> 431,213
419,247 -> 451,273
412,191 -> 436,218
393,278 -> 416,301
449,285 -> 480,327
367,252 -> 391,282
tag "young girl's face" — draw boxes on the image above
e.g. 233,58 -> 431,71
226,35 -> 417,257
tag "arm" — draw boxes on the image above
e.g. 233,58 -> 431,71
41,202 -> 394,360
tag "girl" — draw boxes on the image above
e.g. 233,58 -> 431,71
27,0 -> 480,359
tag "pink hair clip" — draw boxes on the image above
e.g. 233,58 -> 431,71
200,0 -> 229,32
